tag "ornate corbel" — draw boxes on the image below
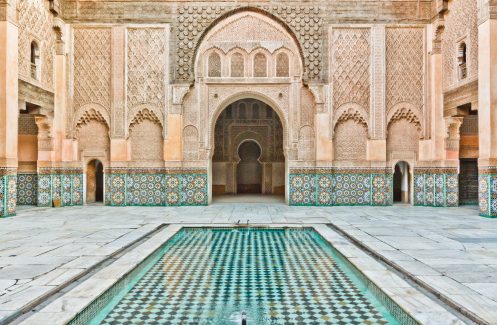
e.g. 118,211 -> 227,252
444,116 -> 463,151
53,18 -> 65,55
479,0 -> 497,25
307,84 -> 325,113
171,84 -> 191,114
49,0 -> 60,16
34,115 -> 55,152
436,0 -> 448,15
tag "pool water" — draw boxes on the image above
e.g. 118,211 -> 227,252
89,228 -> 400,324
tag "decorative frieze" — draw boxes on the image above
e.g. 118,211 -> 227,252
413,168 -> 459,207
289,167 -> 392,206
37,168 -> 83,207
105,168 -> 208,206
175,5 -> 323,83
0,168 -> 17,217
479,167 -> 497,217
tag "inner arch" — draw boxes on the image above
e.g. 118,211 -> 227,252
212,98 -> 285,200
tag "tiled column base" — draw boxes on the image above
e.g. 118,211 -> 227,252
37,168 -> 84,207
413,168 -> 458,207
289,168 -> 392,206
0,168 -> 17,217
105,168 -> 208,206
479,168 -> 497,217
17,173 -> 38,205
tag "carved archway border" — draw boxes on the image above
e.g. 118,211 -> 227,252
208,91 -> 288,159
332,103 -> 369,138
127,104 -> 165,137
387,102 -> 424,137
232,133 -> 267,162
73,103 -> 111,138
192,7 -> 306,82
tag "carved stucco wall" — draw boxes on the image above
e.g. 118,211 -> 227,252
442,0 -> 478,90
76,118 -> 110,161
71,27 -> 112,138
17,0 -> 56,89
387,119 -> 420,160
175,5 -> 322,83
127,28 -> 166,124
334,119 -> 368,162
331,28 -> 370,114
385,27 -> 424,118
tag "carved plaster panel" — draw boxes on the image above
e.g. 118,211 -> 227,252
385,27 -> 424,115
175,5 -> 322,83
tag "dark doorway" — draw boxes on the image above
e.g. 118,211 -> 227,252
393,161 -> 410,204
236,141 -> 262,194
87,159 -> 104,203
459,158 -> 478,205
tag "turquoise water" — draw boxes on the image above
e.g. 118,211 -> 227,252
88,228 -> 400,324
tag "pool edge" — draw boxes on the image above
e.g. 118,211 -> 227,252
20,224 -> 466,325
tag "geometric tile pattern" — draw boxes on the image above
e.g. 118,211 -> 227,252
17,173 -> 38,205
479,168 -> 497,218
105,169 -> 208,206
413,169 -> 459,208
0,169 -> 17,217
37,169 -> 84,207
289,168 -> 392,206
93,228 -> 398,324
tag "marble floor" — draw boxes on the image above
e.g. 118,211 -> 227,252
0,203 -> 495,324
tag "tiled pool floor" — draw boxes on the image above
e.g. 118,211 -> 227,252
91,228 -> 397,324
2,204 -> 496,324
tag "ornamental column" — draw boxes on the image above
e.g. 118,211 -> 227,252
0,0 -> 18,216
478,0 -> 497,217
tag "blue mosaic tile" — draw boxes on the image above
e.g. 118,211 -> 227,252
17,173 -> 37,205
289,174 -> 316,205
105,171 -> 208,207
0,173 -> 17,216
85,228 -> 403,325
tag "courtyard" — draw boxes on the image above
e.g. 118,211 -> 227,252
0,203 -> 494,324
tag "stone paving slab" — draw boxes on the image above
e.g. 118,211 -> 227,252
0,203 -> 494,324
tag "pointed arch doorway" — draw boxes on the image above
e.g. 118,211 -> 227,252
211,98 -> 285,202
86,159 -> 104,204
393,161 -> 410,204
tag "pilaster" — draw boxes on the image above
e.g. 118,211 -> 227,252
478,0 -> 497,216
0,8 -> 18,216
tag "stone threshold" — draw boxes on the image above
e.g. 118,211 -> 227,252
326,223 -> 485,325
2,224 -> 168,325
19,224 -> 464,325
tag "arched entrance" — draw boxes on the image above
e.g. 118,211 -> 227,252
393,161 -> 410,204
236,141 -> 262,194
212,99 -> 285,200
86,159 -> 103,203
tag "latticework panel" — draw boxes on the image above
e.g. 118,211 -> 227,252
442,0 -> 478,89
127,28 -> 166,110
17,0 -> 55,88
385,28 -> 424,112
332,28 -> 371,112
73,28 -> 112,110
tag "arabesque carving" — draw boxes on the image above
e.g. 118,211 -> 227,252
127,28 -> 166,110
175,6 -> 322,82
386,28 -> 424,113
73,28 -> 111,111
332,28 -> 371,113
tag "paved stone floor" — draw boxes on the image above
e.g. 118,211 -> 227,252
1,201 -> 496,324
